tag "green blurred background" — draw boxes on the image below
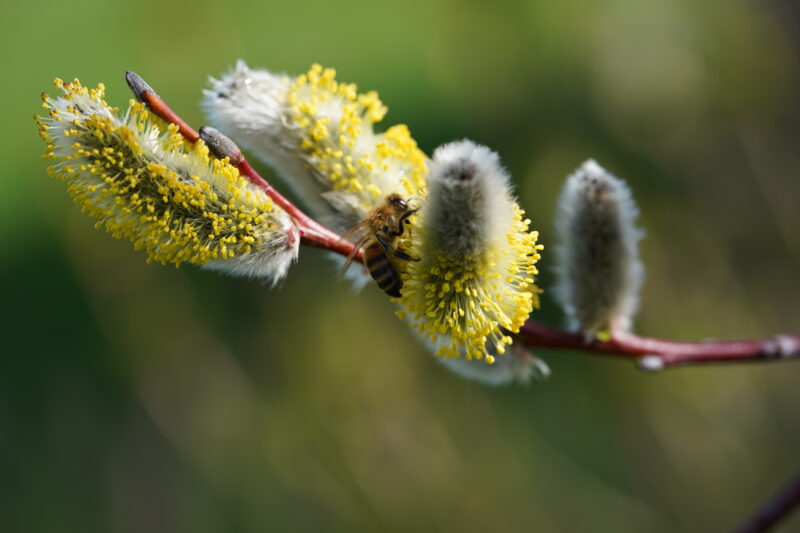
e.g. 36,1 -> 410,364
3,0 -> 799,531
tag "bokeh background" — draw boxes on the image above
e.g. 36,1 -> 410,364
3,0 -> 800,531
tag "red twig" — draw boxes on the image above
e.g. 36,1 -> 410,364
734,472 -> 800,533
236,160 -> 357,257
141,91 -> 200,142
517,321 -> 800,370
125,71 -> 362,262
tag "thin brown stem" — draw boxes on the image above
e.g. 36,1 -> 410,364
734,472 -> 800,533
517,321 -> 800,370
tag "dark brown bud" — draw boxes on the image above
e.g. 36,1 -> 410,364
124,71 -> 156,102
199,126 -> 243,165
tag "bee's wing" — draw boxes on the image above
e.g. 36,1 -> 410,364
338,221 -> 371,280
338,234 -> 371,280
338,219 -> 369,243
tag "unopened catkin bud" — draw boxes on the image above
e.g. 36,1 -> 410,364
199,126 -> 244,166
553,160 -> 644,338
124,70 -> 157,102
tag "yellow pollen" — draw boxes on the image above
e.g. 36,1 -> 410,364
36,78 -> 288,268
286,64 -> 428,211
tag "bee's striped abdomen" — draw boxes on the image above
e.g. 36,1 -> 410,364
364,240 -> 402,297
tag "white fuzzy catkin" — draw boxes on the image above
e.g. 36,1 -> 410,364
425,141 -> 517,260
201,61 -> 427,233
553,159 -> 644,338
202,64 -> 323,209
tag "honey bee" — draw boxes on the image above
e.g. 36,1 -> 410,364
340,194 -> 419,297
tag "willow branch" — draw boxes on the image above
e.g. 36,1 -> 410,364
124,71 -> 362,262
734,472 -> 800,533
124,70 -> 800,371
517,321 -> 800,370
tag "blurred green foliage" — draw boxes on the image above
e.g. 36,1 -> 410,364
3,0 -> 799,531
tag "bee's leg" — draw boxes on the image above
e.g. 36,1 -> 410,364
394,209 -> 418,237
393,249 -> 420,262
401,208 -> 418,221
375,233 -> 396,253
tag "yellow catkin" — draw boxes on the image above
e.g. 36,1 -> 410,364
399,205 -> 543,363
37,78 -> 283,267
287,64 -> 427,210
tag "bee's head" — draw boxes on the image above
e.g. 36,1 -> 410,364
388,194 -> 408,210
